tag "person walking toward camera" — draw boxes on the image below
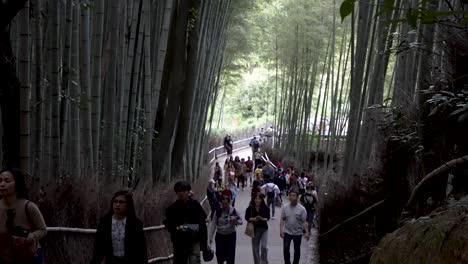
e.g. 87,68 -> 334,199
245,156 -> 254,187
280,190 -> 309,264
209,191 -> 242,264
164,181 -> 208,264
91,190 -> 147,264
245,192 -> 270,264
0,168 -> 47,264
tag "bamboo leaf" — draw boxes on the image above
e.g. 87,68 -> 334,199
340,0 -> 355,22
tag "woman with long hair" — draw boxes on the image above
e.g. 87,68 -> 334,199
245,193 -> 270,264
0,168 -> 47,264
91,190 -> 147,264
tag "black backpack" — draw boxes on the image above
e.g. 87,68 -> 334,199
253,139 -> 260,149
301,193 -> 316,211
266,184 -> 276,199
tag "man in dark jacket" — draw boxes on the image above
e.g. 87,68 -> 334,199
224,135 -> 233,157
164,181 -> 208,264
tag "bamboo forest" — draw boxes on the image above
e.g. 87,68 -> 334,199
0,0 -> 467,263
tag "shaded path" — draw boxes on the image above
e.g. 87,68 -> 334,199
204,148 -> 318,264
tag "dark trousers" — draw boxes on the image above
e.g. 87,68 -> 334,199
215,232 -> 236,264
237,175 -> 245,188
283,233 -> 302,264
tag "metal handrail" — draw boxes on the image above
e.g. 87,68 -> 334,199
46,135 -> 256,263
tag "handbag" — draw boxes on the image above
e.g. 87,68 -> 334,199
245,222 -> 255,238
244,209 -> 255,238
12,201 -> 43,264
10,202 -> 36,264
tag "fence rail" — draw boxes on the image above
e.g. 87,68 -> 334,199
46,136 -> 253,263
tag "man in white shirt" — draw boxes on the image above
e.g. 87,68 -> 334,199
280,190 -> 309,264
261,179 -> 280,219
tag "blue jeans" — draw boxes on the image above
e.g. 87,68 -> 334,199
215,232 -> 236,264
283,233 -> 302,264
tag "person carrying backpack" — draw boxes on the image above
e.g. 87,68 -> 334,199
209,192 -> 243,264
274,169 -> 287,203
249,136 -> 260,159
0,168 -> 47,264
261,180 -> 280,219
300,184 -> 318,232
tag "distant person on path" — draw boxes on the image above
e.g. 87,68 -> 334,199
209,193 -> 243,264
224,135 -> 233,157
265,126 -> 273,143
226,178 -> 237,207
300,184 -> 318,231
288,173 -> 305,196
214,162 -> 223,186
275,170 -> 287,203
225,161 -> 235,182
250,136 -> 261,159
254,165 -> 264,187
245,192 -> 270,264
259,128 -> 265,140
237,158 -> 247,191
91,190 -> 147,264
233,156 -> 242,190
280,191 -> 309,264
254,151 -> 263,170
262,162 -> 275,183
164,181 -> 208,264
251,181 -> 262,200
207,179 -> 219,221
245,156 -> 254,187
0,168 -> 47,264
261,179 -> 280,219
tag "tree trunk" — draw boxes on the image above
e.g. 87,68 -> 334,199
80,0 -> 93,174
18,2 -> 30,173
102,0 -> 120,182
91,0 -> 105,169
69,0 -> 81,179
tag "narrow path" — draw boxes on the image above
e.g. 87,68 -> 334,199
204,148 -> 317,264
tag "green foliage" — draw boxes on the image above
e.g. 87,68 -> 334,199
339,0 -> 355,22
214,0 -> 346,132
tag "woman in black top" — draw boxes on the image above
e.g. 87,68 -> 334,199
91,190 -> 147,264
245,193 -> 270,264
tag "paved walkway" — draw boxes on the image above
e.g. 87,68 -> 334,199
204,148 -> 317,264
